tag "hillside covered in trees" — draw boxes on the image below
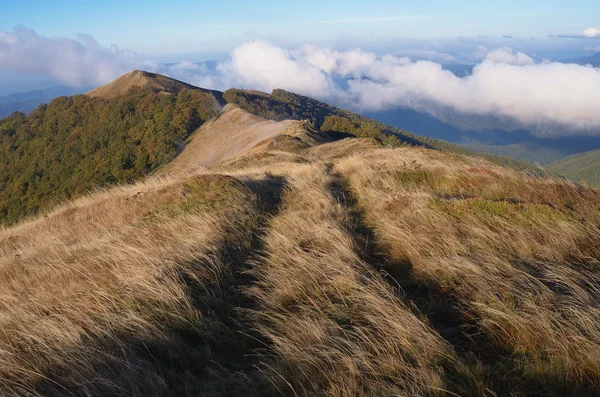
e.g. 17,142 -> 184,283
0,85 -> 220,223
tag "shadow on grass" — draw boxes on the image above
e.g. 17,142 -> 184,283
31,175 -> 287,397
327,171 -> 599,397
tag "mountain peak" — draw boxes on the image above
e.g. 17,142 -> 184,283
86,70 -> 203,99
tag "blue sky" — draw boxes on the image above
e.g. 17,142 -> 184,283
1,0 -> 599,58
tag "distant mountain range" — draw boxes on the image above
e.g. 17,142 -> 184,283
0,85 -> 82,118
363,106 -> 600,165
547,148 -> 600,187
568,52 -> 600,67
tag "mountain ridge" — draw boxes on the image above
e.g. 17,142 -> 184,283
222,87 -> 545,174
0,85 -> 81,118
568,52 -> 600,67
85,70 -> 546,175
0,70 -> 545,224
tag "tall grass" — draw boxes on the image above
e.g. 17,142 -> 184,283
335,141 -> 600,394
247,163 -> 470,396
1,134 -> 599,395
0,173 -> 266,395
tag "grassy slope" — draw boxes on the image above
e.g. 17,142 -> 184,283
1,74 -> 599,395
0,172 -> 271,396
463,141 -> 568,165
547,148 -> 600,187
1,130 -> 599,395
164,104 -> 300,173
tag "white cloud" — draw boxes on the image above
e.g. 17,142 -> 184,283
393,50 -> 463,64
485,47 -> 534,65
347,60 -> 600,130
165,41 -> 600,136
0,27 -> 141,87
292,44 -> 377,75
217,41 -> 336,98
474,45 -> 489,60
582,27 -> 600,38
585,46 -> 600,52
3,27 -> 599,137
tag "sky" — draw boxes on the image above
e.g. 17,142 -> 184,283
1,0 -> 600,57
1,1 -> 600,137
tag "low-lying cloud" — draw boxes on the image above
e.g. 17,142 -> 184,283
164,41 -> 600,136
0,26 -> 142,86
553,27 -> 600,39
483,47 -> 534,65
3,27 -> 600,137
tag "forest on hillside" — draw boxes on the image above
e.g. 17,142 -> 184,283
0,87 -> 220,224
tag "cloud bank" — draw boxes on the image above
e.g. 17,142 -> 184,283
163,41 -> 600,136
0,26 -> 142,86
2,27 -> 600,137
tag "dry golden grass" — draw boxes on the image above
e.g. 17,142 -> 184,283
0,172 -> 267,395
247,162 -> 470,396
1,120 -> 600,396
334,141 -> 600,394
164,104 -> 300,174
